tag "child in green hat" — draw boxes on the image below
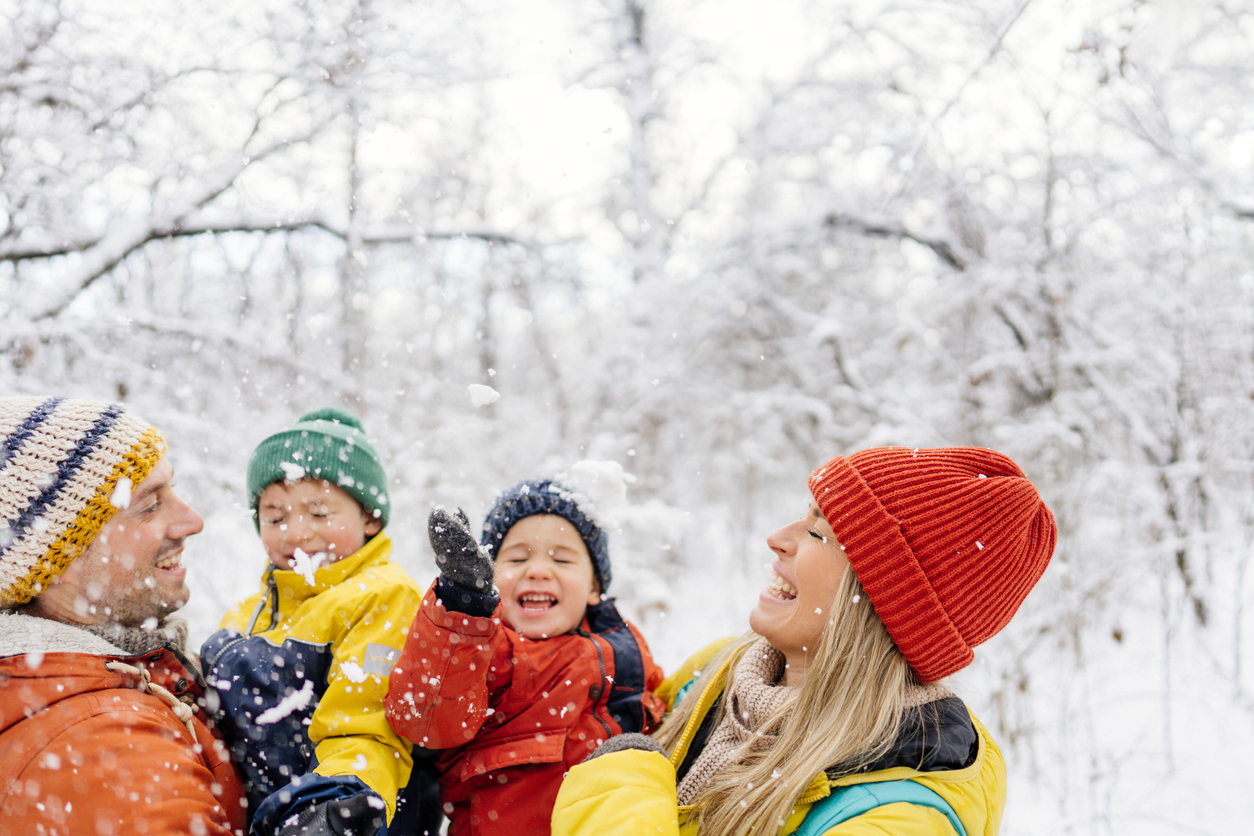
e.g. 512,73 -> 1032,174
201,409 -> 440,836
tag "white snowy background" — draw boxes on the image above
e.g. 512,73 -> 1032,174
2,0 -> 1252,833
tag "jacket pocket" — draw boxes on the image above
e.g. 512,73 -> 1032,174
460,728 -> 568,781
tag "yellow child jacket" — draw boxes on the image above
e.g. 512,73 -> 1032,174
201,532 -> 425,825
553,640 -> 1006,836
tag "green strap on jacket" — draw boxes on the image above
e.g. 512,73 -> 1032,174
795,780 -> 967,836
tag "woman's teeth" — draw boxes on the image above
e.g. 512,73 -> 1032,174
767,571 -> 797,600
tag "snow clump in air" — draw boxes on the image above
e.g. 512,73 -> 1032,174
468,384 -> 501,407
290,548 -> 327,585
340,661 -> 368,683
552,459 -> 636,531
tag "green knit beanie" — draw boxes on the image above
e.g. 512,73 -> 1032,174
247,408 -> 390,530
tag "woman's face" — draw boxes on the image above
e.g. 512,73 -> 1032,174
749,502 -> 850,685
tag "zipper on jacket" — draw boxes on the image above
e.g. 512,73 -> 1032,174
204,571 -> 278,670
670,658 -> 729,770
203,633 -> 249,670
574,628 -> 614,740
244,569 -> 279,635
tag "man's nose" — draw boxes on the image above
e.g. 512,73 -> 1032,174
169,491 -> 204,538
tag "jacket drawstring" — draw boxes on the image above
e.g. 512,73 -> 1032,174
104,659 -> 197,737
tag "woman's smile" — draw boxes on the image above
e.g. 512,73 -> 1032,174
749,504 -> 849,683
765,567 -> 798,600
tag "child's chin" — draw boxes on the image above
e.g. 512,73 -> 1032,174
511,610 -> 577,640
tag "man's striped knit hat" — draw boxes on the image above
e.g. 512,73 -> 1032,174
0,397 -> 165,607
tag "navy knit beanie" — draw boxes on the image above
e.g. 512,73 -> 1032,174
480,479 -> 612,592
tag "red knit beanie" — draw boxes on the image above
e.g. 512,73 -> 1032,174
808,447 -> 1055,682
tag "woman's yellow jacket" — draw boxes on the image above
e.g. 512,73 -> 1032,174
553,640 -> 1007,836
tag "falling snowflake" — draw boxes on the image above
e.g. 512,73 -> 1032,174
280,461 -> 307,481
256,679 -> 315,724
110,477 -> 133,509
468,384 -> 501,407
341,661 -> 368,683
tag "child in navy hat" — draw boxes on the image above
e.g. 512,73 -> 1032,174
385,475 -> 666,836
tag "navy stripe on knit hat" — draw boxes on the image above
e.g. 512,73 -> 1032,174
0,397 -> 61,473
1,403 -> 125,554
479,478 -> 612,592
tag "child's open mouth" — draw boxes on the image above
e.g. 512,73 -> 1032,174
518,592 -> 558,611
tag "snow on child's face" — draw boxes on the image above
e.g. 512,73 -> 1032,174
494,514 -> 600,640
749,502 -> 849,685
258,478 -> 380,573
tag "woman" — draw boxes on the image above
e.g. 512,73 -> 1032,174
552,446 -> 1055,836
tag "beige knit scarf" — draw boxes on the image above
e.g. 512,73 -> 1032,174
675,639 -> 954,806
676,638 -> 796,805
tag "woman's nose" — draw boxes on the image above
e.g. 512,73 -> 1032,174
766,521 -> 797,556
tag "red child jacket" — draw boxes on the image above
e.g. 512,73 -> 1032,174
386,582 -> 666,836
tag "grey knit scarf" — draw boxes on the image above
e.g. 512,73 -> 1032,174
80,615 -> 190,656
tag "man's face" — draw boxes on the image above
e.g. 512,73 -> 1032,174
33,457 -> 204,627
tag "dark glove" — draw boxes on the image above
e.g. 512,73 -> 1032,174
273,793 -> 387,836
429,507 -> 494,592
583,732 -> 665,763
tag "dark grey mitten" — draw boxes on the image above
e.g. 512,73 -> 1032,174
583,732 -> 665,763
272,793 -> 387,836
429,507 -> 494,592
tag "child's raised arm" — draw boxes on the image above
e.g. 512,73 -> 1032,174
386,508 -> 514,748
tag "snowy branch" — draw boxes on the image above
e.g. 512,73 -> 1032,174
22,128 -> 325,321
823,212 -> 967,271
0,221 -> 532,265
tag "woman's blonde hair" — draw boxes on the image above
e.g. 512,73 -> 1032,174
654,569 -> 918,835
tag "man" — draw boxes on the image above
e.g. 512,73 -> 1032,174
0,396 -> 247,836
